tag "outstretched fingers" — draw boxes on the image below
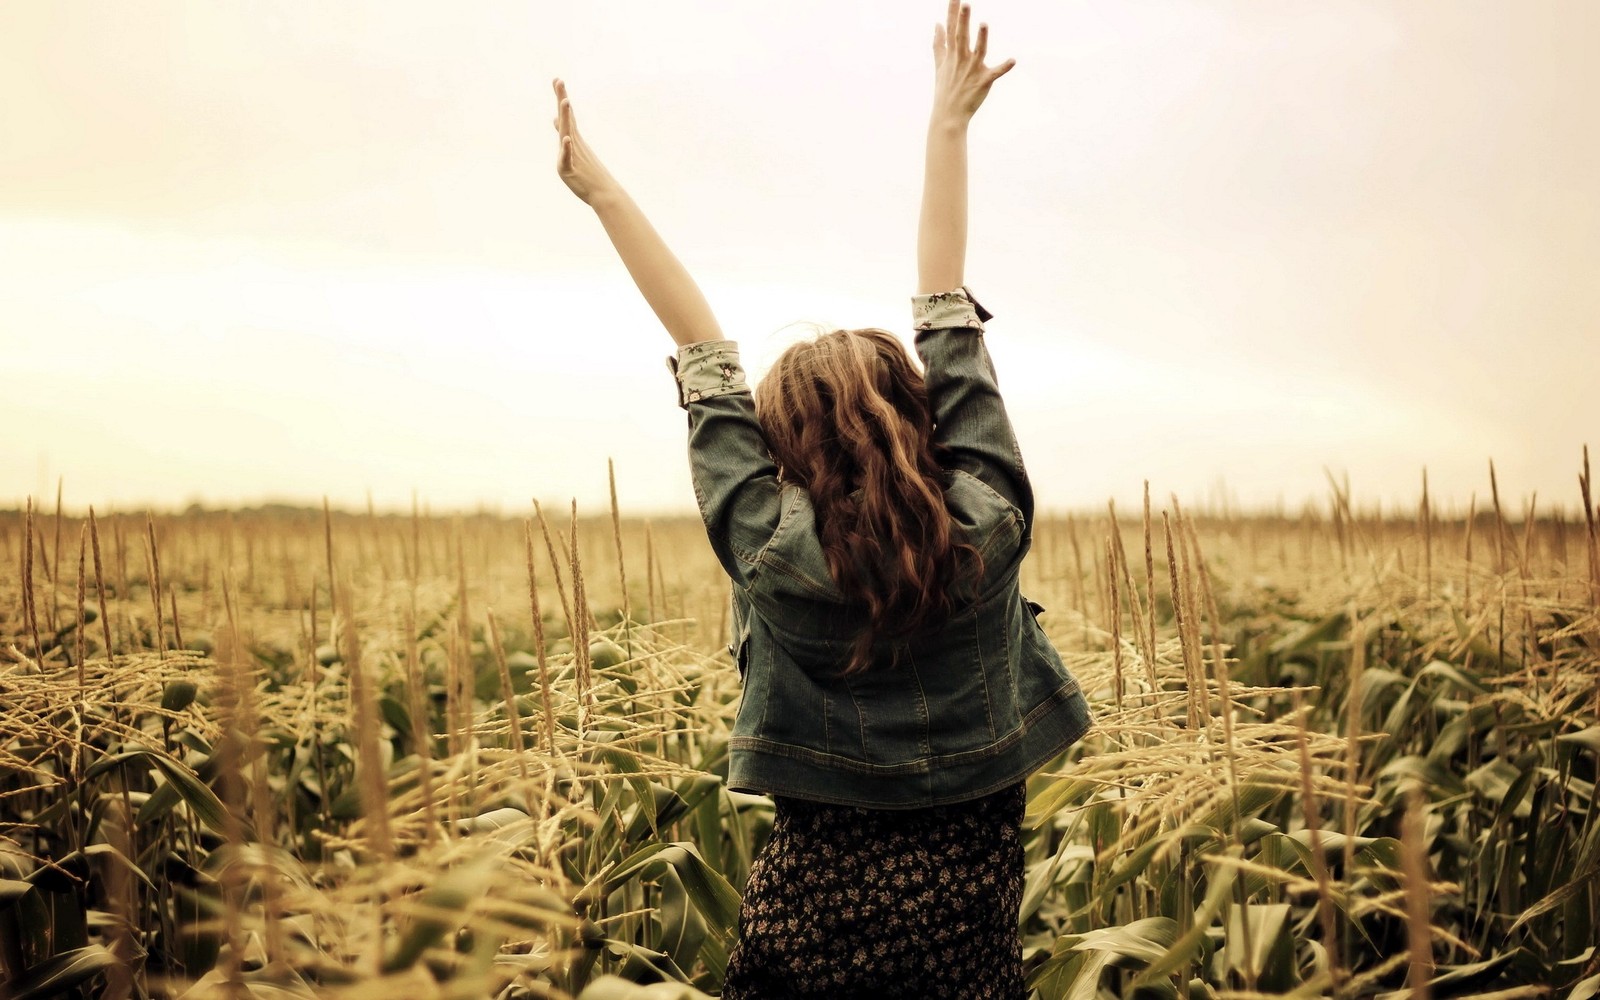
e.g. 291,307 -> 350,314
940,3 -> 1000,64
552,79 -> 578,136
552,78 -> 578,172
927,2 -> 1015,120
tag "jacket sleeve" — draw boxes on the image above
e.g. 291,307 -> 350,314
668,340 -> 783,589
912,287 -> 1035,532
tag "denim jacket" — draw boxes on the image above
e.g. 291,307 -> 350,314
667,286 -> 1093,808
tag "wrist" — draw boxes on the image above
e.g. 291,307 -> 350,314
586,186 -> 629,213
927,113 -> 971,136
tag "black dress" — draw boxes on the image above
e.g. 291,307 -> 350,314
720,782 -> 1027,1000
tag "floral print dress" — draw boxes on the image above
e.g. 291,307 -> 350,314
720,782 -> 1027,999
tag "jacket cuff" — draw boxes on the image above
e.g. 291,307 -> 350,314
666,340 -> 749,409
911,285 -> 994,332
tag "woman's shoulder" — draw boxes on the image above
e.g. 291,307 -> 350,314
944,467 -> 1024,527
748,485 -> 846,602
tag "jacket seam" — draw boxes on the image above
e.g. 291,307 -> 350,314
759,550 -> 840,599
729,704 -> 1094,810
760,488 -> 807,562
950,468 -> 1023,519
822,681 -> 833,753
973,610 -> 997,740
727,677 -> 1084,775
751,637 -> 771,730
741,488 -> 804,581
905,646 -> 933,755
753,490 -> 841,599
842,676 -> 865,755
744,771 -> 1036,812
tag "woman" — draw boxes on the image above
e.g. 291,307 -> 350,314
553,3 -> 1093,996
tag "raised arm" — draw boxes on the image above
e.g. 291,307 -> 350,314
552,79 -> 724,347
912,5 -> 1032,531
917,1 -> 1014,295
553,80 -> 782,588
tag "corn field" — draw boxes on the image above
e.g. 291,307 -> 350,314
2,455 -> 1598,999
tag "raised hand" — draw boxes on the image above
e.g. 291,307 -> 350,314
552,78 -> 621,206
930,0 -> 1015,124
548,77 -> 723,345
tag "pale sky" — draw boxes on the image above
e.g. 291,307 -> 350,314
3,1 -> 1595,519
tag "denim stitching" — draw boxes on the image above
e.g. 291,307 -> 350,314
903,645 -> 933,755
727,681 -> 1085,774
971,606 -> 996,742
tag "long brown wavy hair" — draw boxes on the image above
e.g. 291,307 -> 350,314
753,327 -> 983,675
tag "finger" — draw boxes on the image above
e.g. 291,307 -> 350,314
957,3 -> 970,54
560,97 -> 577,137
974,22 -> 987,62
933,22 -> 944,59
946,0 -> 958,48
554,81 -> 570,132
990,57 -> 1016,81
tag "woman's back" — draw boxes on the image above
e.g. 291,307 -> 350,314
677,287 -> 1092,809
552,5 -> 1090,996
